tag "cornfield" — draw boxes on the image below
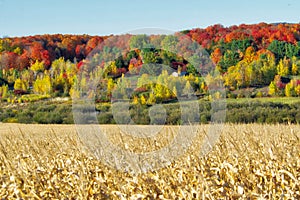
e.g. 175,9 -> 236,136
0,123 -> 299,199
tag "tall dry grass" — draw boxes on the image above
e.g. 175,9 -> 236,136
0,123 -> 299,199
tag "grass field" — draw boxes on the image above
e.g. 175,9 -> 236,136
226,97 -> 300,105
0,123 -> 299,199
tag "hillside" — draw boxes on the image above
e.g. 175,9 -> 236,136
0,23 -> 300,124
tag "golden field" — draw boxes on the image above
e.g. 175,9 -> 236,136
0,123 -> 299,199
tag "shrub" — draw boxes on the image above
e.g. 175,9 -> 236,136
97,112 -> 114,124
256,91 -> 263,98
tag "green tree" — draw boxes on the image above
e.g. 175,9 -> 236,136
218,50 -> 240,72
267,40 -> 286,60
161,35 -> 178,52
114,74 -> 129,99
285,43 -> 299,59
129,35 -> 150,49
141,49 -> 159,64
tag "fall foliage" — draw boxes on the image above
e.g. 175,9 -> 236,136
1,23 -> 300,103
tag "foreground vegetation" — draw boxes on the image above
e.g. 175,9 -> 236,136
0,123 -> 299,199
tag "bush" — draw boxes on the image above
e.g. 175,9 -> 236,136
200,113 -> 210,124
256,91 -> 263,98
227,92 -> 237,99
97,112 -> 114,124
130,104 -> 149,124
17,111 -> 34,123
166,108 -> 181,125
3,118 -> 18,123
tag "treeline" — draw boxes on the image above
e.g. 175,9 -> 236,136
0,23 -> 300,104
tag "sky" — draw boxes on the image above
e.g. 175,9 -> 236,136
0,0 -> 299,37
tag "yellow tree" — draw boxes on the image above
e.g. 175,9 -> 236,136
109,61 -> 118,75
132,96 -> 139,104
14,78 -> 28,91
0,85 -> 8,98
235,61 -> 252,88
33,75 -> 52,95
13,47 -> 22,55
137,74 -> 150,88
223,66 -> 239,89
295,85 -> 300,96
183,81 -> 192,97
200,82 -> 207,93
172,86 -> 178,98
291,56 -> 300,75
107,78 -> 115,93
277,58 -> 289,76
140,95 -> 147,105
285,83 -> 292,97
260,55 -> 277,85
147,92 -> 156,104
243,46 -> 256,64
165,87 -> 171,99
154,83 -> 164,100
30,60 -> 45,73
269,81 -> 277,96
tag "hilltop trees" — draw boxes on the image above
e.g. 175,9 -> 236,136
1,23 -> 300,104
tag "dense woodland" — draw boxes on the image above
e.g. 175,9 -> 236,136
1,23 -> 300,124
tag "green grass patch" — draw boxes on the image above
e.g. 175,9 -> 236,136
226,97 -> 300,105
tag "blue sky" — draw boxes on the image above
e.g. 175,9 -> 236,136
0,0 -> 299,37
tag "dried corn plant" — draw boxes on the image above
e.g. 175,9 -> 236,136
0,123 -> 299,199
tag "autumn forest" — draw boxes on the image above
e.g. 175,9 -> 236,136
1,23 -> 300,124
